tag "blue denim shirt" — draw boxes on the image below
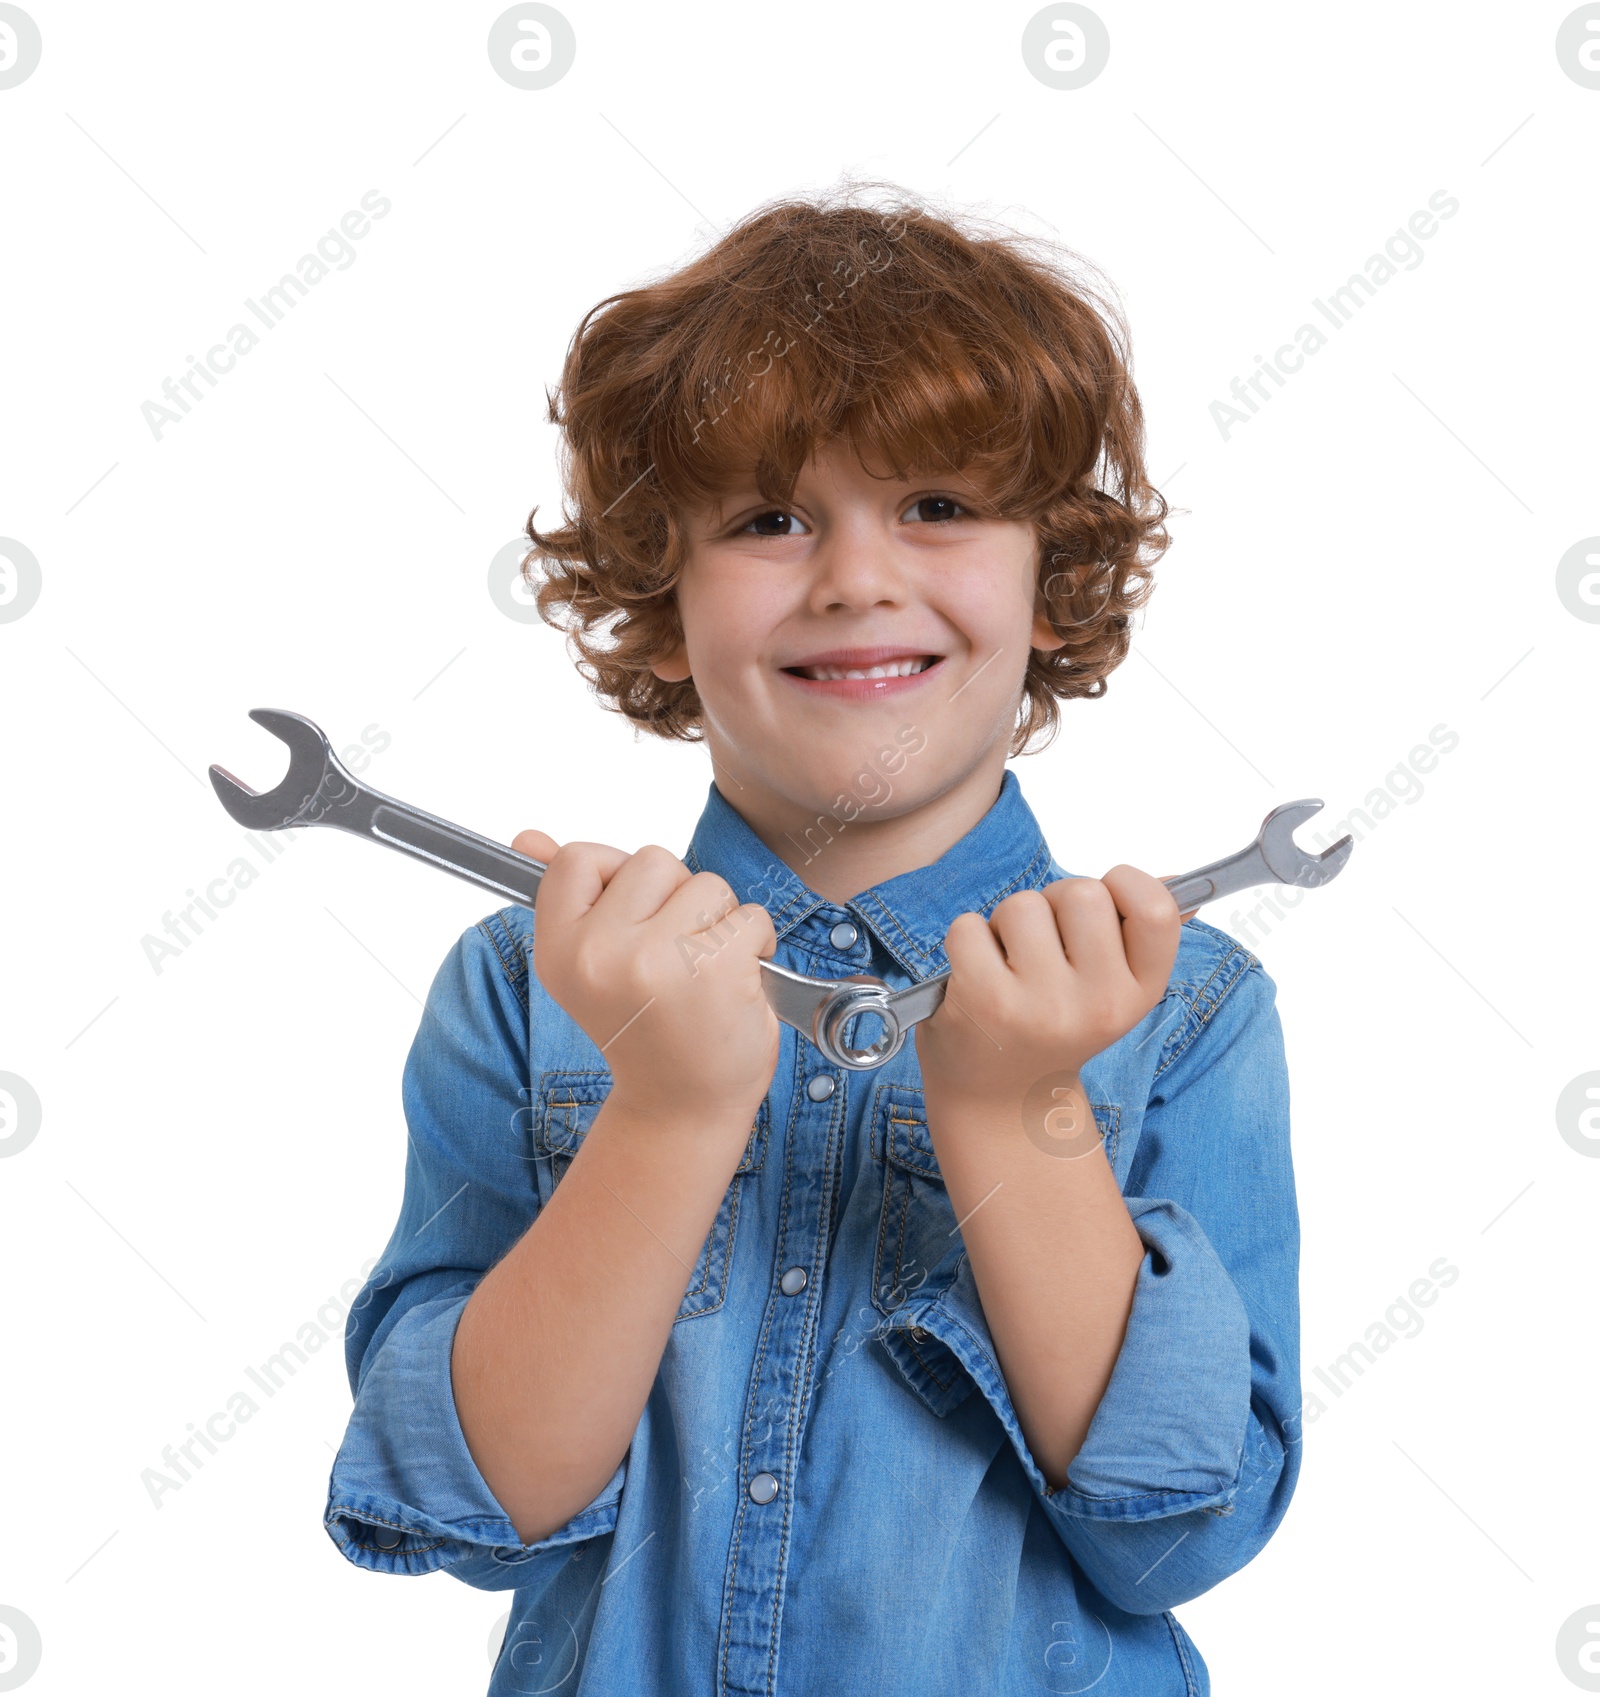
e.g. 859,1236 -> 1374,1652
326,770 -> 1302,1696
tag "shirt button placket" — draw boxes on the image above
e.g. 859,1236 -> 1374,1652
718,1044 -> 842,1693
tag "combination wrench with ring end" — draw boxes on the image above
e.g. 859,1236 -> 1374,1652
210,709 -> 1354,1071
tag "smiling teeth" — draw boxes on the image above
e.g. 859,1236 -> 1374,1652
799,658 -> 933,681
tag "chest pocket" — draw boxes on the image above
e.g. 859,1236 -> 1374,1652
529,1070 -> 770,1322
872,1082 -> 1122,1319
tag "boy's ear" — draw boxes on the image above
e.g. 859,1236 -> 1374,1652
649,637 -> 691,683
1029,606 -> 1068,655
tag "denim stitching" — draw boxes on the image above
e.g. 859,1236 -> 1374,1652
1152,951 -> 1258,1083
718,1037 -> 807,1695
887,1111 -> 941,1179
900,1325 -> 960,1393
855,840 -> 1053,972
923,1297 -> 1235,1514
477,909 -> 530,1013
683,844 -> 819,939
326,1508 -> 449,1556
765,1069 -> 843,1693
534,1071 -> 740,1318
1163,1609 -> 1203,1697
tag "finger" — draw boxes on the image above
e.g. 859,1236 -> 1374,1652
1100,864 -> 1182,999
590,843 -> 695,925
1156,873 -> 1201,923
712,900 -> 779,965
532,840 -> 633,930
743,903 -> 778,961
986,889 -> 1071,983
942,909 -> 1007,988
1040,876 -> 1127,982
512,828 -> 560,865
655,876 -> 776,989
654,868 -> 745,942
661,880 -> 777,965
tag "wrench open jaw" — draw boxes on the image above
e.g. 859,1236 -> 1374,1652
1162,799 -> 1354,914
789,799 -> 1356,1069
209,708 -> 345,833
209,708 -> 545,907
1260,800 -> 1355,886
211,710 -> 1354,1072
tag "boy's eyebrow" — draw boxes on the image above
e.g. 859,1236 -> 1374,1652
688,492 -> 740,532
698,469 -> 991,519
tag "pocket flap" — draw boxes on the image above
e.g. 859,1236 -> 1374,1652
877,1081 -> 1121,1175
537,1071 -> 609,1156
535,1070 -> 770,1170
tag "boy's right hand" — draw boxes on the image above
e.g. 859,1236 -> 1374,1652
513,830 -> 780,1124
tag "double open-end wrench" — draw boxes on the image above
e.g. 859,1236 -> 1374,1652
211,709 -> 1353,1071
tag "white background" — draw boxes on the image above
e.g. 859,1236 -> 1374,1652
2,2 -> 1596,1692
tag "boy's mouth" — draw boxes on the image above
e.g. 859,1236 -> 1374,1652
779,648 -> 944,698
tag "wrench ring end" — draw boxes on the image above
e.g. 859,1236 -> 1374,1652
815,985 -> 906,1071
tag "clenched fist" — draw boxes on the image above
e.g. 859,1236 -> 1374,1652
513,830 -> 780,1127
913,866 -> 1182,1124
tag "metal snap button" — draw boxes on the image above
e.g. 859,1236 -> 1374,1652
829,921 -> 859,950
372,1525 -> 405,1550
780,1265 -> 808,1296
748,1471 -> 780,1504
805,1074 -> 836,1102
909,1326 -> 929,1343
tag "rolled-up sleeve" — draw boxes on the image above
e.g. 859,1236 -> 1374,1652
928,953 -> 1302,1615
324,908 -> 625,1592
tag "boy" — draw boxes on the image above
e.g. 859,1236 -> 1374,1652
326,185 -> 1301,1696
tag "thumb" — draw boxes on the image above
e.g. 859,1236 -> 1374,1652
735,901 -> 778,961
512,828 -> 560,864
1156,874 -> 1201,924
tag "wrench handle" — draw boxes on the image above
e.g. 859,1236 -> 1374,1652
1162,869 -> 1222,913
221,708 -> 1336,1075
367,804 -> 547,909
871,862 -> 1252,1055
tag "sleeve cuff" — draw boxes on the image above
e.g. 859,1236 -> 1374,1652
923,1195 -> 1253,1523
325,1289 -> 625,1587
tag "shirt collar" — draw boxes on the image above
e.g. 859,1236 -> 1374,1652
682,769 -> 1056,981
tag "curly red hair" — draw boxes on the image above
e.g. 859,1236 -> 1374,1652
523,178 -> 1169,754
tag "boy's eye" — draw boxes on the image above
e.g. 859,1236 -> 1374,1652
903,495 -> 969,524
738,497 -> 969,537
741,510 -> 811,538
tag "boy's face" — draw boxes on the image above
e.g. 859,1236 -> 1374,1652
652,437 -> 1064,836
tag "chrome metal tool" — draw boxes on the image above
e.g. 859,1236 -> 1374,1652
211,709 -> 1353,1070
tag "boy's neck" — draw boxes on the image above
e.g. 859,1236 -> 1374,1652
722,754 -> 1010,906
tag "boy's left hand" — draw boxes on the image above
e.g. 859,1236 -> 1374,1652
914,867 -> 1182,1114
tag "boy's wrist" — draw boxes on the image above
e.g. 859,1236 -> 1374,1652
923,1068 -> 1106,1163
600,1077 -> 764,1155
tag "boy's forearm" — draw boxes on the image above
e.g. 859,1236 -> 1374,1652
926,1078 -> 1144,1492
451,1088 -> 754,1546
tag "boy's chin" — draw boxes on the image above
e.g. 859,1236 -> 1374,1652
775,757 -> 939,827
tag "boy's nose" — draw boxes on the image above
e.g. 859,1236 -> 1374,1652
805,525 -> 910,612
